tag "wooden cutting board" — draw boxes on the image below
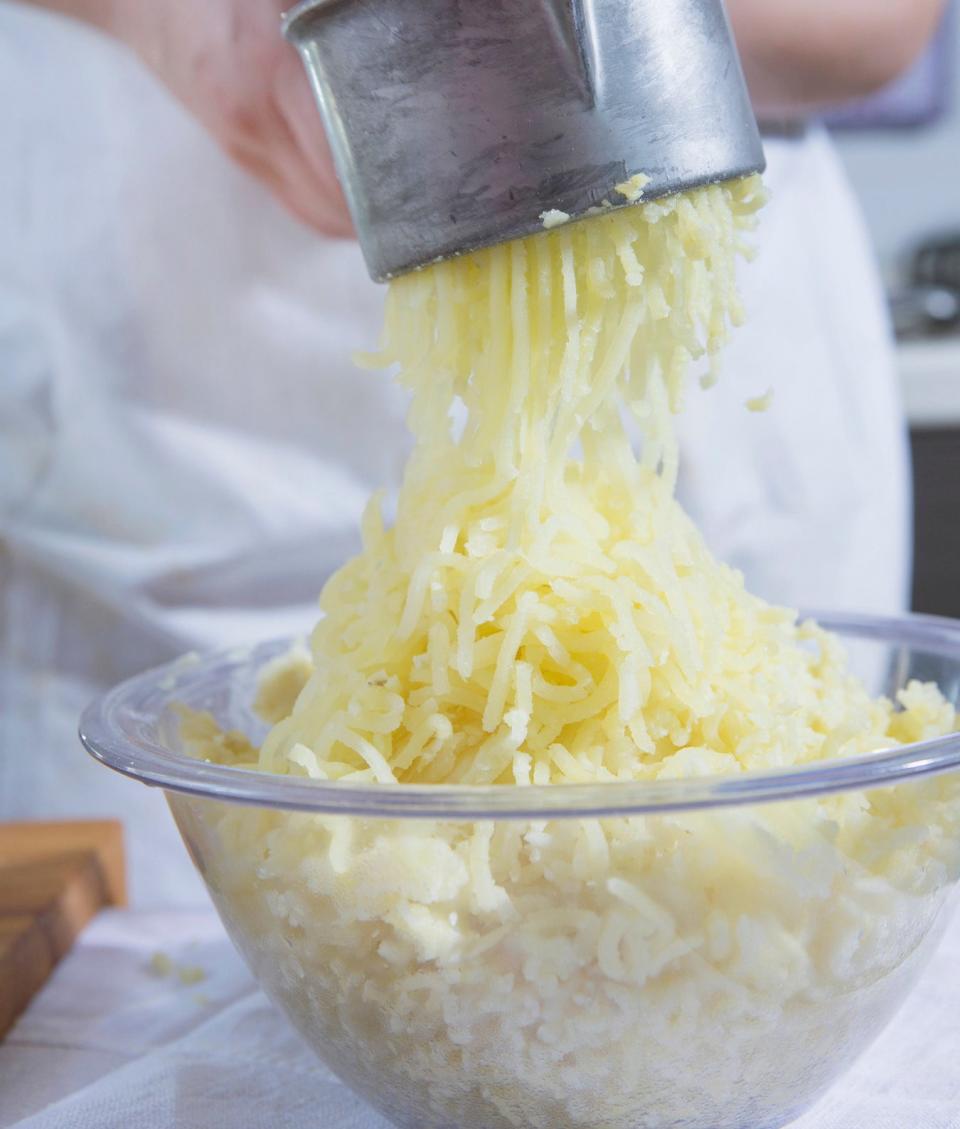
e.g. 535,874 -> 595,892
0,821 -> 126,1039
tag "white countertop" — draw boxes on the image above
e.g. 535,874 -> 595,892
899,338 -> 960,427
3,906 -> 960,1128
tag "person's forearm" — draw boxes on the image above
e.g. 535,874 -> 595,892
729,0 -> 947,119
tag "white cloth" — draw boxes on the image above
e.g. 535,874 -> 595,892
2,906 -> 959,1128
677,130 -> 910,616
0,5 -> 908,906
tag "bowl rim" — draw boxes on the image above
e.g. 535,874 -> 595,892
79,610 -> 960,820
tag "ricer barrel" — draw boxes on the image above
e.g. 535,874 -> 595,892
283,0 -> 765,281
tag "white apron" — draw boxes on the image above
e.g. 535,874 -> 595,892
0,6 -> 908,905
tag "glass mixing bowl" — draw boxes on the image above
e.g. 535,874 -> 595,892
80,612 -> 960,1129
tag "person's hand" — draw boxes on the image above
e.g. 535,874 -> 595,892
108,0 -> 353,236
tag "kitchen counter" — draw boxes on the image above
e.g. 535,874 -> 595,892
899,337 -> 960,427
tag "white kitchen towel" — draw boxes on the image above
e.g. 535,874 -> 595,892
7,995 -> 389,1129
3,907 -> 960,1129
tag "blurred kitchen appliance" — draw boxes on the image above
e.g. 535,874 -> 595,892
890,233 -> 960,339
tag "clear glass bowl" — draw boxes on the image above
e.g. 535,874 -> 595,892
80,612 -> 960,1129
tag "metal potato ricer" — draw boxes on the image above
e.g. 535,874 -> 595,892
282,0 -> 765,281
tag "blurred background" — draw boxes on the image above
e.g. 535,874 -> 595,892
826,1 -> 960,618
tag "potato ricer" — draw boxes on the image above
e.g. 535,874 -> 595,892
282,0 -> 765,280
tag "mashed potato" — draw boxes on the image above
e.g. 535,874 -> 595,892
176,177 -> 960,1128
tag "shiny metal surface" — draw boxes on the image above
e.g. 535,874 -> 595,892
283,0 -> 765,281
